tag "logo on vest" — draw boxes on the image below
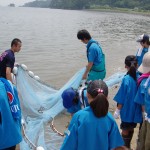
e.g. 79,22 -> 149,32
7,92 -> 14,104
11,105 -> 20,113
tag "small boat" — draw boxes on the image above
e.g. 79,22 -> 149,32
8,3 -> 15,7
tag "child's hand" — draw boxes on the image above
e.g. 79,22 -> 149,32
142,112 -> 147,120
114,108 -> 120,119
80,79 -> 86,87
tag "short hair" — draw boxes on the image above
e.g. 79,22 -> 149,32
11,38 -> 22,47
77,29 -> 91,40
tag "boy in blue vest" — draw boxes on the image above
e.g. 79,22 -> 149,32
77,29 -> 106,81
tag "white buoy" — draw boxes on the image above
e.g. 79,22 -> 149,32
21,64 -> 28,71
13,66 -> 18,75
36,146 -> 45,150
34,75 -> 40,81
28,71 -> 34,78
21,119 -> 25,125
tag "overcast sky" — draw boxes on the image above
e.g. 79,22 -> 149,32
0,0 -> 34,6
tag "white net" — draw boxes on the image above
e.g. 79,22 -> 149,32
15,65 -> 125,150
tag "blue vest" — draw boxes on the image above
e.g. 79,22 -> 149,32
0,81 -> 22,149
86,40 -> 106,81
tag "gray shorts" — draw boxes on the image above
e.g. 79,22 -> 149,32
139,121 -> 150,150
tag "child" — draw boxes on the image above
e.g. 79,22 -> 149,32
0,78 -> 22,150
113,55 -> 143,149
61,87 -> 89,115
60,80 -> 125,150
134,52 -> 150,149
136,34 -> 150,67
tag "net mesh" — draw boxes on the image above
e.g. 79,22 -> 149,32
15,65 -> 125,150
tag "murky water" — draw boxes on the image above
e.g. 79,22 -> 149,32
0,7 -> 150,88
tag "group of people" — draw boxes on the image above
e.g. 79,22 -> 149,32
0,30 -> 150,150
113,34 -> 150,150
0,39 -> 22,150
61,31 -> 150,150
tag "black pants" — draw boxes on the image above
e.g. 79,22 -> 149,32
3,146 -> 16,150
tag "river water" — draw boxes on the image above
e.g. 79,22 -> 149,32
0,7 -> 150,88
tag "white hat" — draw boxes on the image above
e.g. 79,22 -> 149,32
138,52 -> 150,74
136,34 -> 149,42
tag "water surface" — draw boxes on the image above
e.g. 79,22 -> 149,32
0,7 -> 150,88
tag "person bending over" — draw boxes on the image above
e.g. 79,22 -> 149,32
77,29 -> 106,81
62,87 -> 89,115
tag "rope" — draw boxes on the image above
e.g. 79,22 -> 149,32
50,119 -> 65,137
22,122 -> 37,150
21,120 -> 45,150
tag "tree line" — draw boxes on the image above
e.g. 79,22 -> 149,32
23,0 -> 150,10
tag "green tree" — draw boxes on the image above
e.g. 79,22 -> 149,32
23,0 -> 150,10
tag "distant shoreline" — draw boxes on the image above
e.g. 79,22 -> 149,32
86,7 -> 150,16
1,5 -> 150,16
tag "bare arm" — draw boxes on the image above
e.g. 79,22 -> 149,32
6,67 -> 13,83
142,105 -> 145,112
82,62 -> 93,80
113,146 -> 128,150
117,104 -> 122,110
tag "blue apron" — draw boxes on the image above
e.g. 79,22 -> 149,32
87,41 -> 106,81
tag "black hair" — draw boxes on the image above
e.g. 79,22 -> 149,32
87,80 -> 109,118
141,36 -> 150,45
72,89 -> 79,105
77,29 -> 91,41
125,55 -> 137,81
11,38 -> 22,47
142,39 -> 150,45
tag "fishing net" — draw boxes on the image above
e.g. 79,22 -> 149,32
15,65 -> 125,150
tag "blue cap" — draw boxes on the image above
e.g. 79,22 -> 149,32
61,88 -> 76,109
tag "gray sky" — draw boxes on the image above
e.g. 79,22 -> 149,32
0,0 -> 34,6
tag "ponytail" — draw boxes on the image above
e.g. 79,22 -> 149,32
90,93 -> 109,118
87,80 -> 108,118
127,63 -> 137,81
125,55 -> 137,81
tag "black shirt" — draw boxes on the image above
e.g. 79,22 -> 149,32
0,49 -> 15,78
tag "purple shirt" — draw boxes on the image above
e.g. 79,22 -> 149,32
0,49 -> 15,78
